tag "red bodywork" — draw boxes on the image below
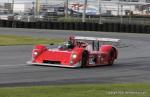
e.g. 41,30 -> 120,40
28,36 -> 119,68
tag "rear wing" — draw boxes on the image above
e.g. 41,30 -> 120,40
75,36 -> 120,47
75,36 -> 120,42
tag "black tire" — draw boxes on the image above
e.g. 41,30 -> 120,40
81,50 -> 88,68
108,59 -> 114,66
108,49 -> 115,65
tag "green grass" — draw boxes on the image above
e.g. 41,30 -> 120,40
0,83 -> 149,97
0,34 -> 64,46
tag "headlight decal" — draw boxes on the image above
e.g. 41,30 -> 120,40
33,52 -> 38,56
72,54 -> 77,59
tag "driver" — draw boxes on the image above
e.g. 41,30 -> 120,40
58,41 -> 74,50
65,41 -> 74,49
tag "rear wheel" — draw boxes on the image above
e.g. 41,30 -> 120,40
108,59 -> 114,65
81,50 -> 88,68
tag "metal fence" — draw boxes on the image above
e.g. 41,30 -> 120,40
0,1 -> 150,25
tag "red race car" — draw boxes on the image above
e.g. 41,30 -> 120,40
27,36 -> 120,68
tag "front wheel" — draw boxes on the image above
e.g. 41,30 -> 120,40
81,50 -> 88,68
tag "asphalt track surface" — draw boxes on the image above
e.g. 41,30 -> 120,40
0,27 -> 150,87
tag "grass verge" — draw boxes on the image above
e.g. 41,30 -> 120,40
0,83 -> 149,97
0,34 -> 64,46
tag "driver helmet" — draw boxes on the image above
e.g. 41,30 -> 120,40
66,41 -> 73,49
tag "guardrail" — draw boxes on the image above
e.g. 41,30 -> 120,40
0,20 -> 149,33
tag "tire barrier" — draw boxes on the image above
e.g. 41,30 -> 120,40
136,25 -> 142,33
57,22 -> 62,29
0,20 -> 6,27
6,20 -> 12,27
64,22 -> 68,30
23,22 -> 29,28
68,22 -> 73,30
35,22 -> 41,29
145,25 -> 150,33
85,23 -> 91,31
30,22 -> 36,28
98,23 -> 103,31
47,22 -> 52,29
0,20 -> 149,33
113,23 -> 119,32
